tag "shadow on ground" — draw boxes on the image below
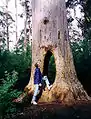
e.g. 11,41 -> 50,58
11,101 -> 91,119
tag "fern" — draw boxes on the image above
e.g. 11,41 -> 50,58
0,71 -> 22,118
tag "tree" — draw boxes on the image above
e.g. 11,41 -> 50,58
81,0 -> 91,36
15,0 -> 32,49
25,0 -> 90,104
66,0 -> 91,36
15,0 -> 18,43
6,0 -> 9,50
0,1 -> 14,50
23,0 -> 32,49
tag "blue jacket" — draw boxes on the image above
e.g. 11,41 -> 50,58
34,67 -> 42,84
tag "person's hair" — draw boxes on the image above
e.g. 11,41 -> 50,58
35,63 -> 38,68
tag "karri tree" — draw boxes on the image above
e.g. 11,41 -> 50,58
25,0 -> 90,104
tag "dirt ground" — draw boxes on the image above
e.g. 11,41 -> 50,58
12,101 -> 91,119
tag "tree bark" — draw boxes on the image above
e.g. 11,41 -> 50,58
6,0 -> 9,51
15,0 -> 18,44
26,0 -> 90,104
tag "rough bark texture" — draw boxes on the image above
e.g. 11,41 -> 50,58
26,0 -> 90,104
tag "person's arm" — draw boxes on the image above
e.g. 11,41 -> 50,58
39,69 -> 42,82
35,69 -> 40,81
39,68 -> 42,86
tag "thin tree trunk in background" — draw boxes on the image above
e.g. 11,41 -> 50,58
6,0 -> 9,50
24,0 -> 27,50
15,0 -> 18,43
24,0 -> 32,49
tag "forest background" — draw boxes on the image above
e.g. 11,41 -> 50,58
0,0 -> 91,118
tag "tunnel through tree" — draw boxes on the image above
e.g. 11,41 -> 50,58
43,51 -> 56,84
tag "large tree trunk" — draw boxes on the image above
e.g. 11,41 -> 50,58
26,0 -> 90,104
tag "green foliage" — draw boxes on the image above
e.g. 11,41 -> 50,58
71,37 -> 91,95
66,0 -> 91,95
0,71 -> 22,119
48,55 -> 56,84
81,0 -> 91,35
0,43 -> 32,90
0,37 -> 32,118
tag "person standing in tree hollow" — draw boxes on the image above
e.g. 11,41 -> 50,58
31,63 -> 42,105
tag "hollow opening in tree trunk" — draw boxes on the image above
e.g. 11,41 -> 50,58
43,50 -> 56,84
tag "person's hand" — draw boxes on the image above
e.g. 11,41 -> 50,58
39,83 -> 42,87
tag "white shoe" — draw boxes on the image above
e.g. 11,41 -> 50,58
31,101 -> 37,105
50,85 -> 52,88
48,85 -> 52,90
